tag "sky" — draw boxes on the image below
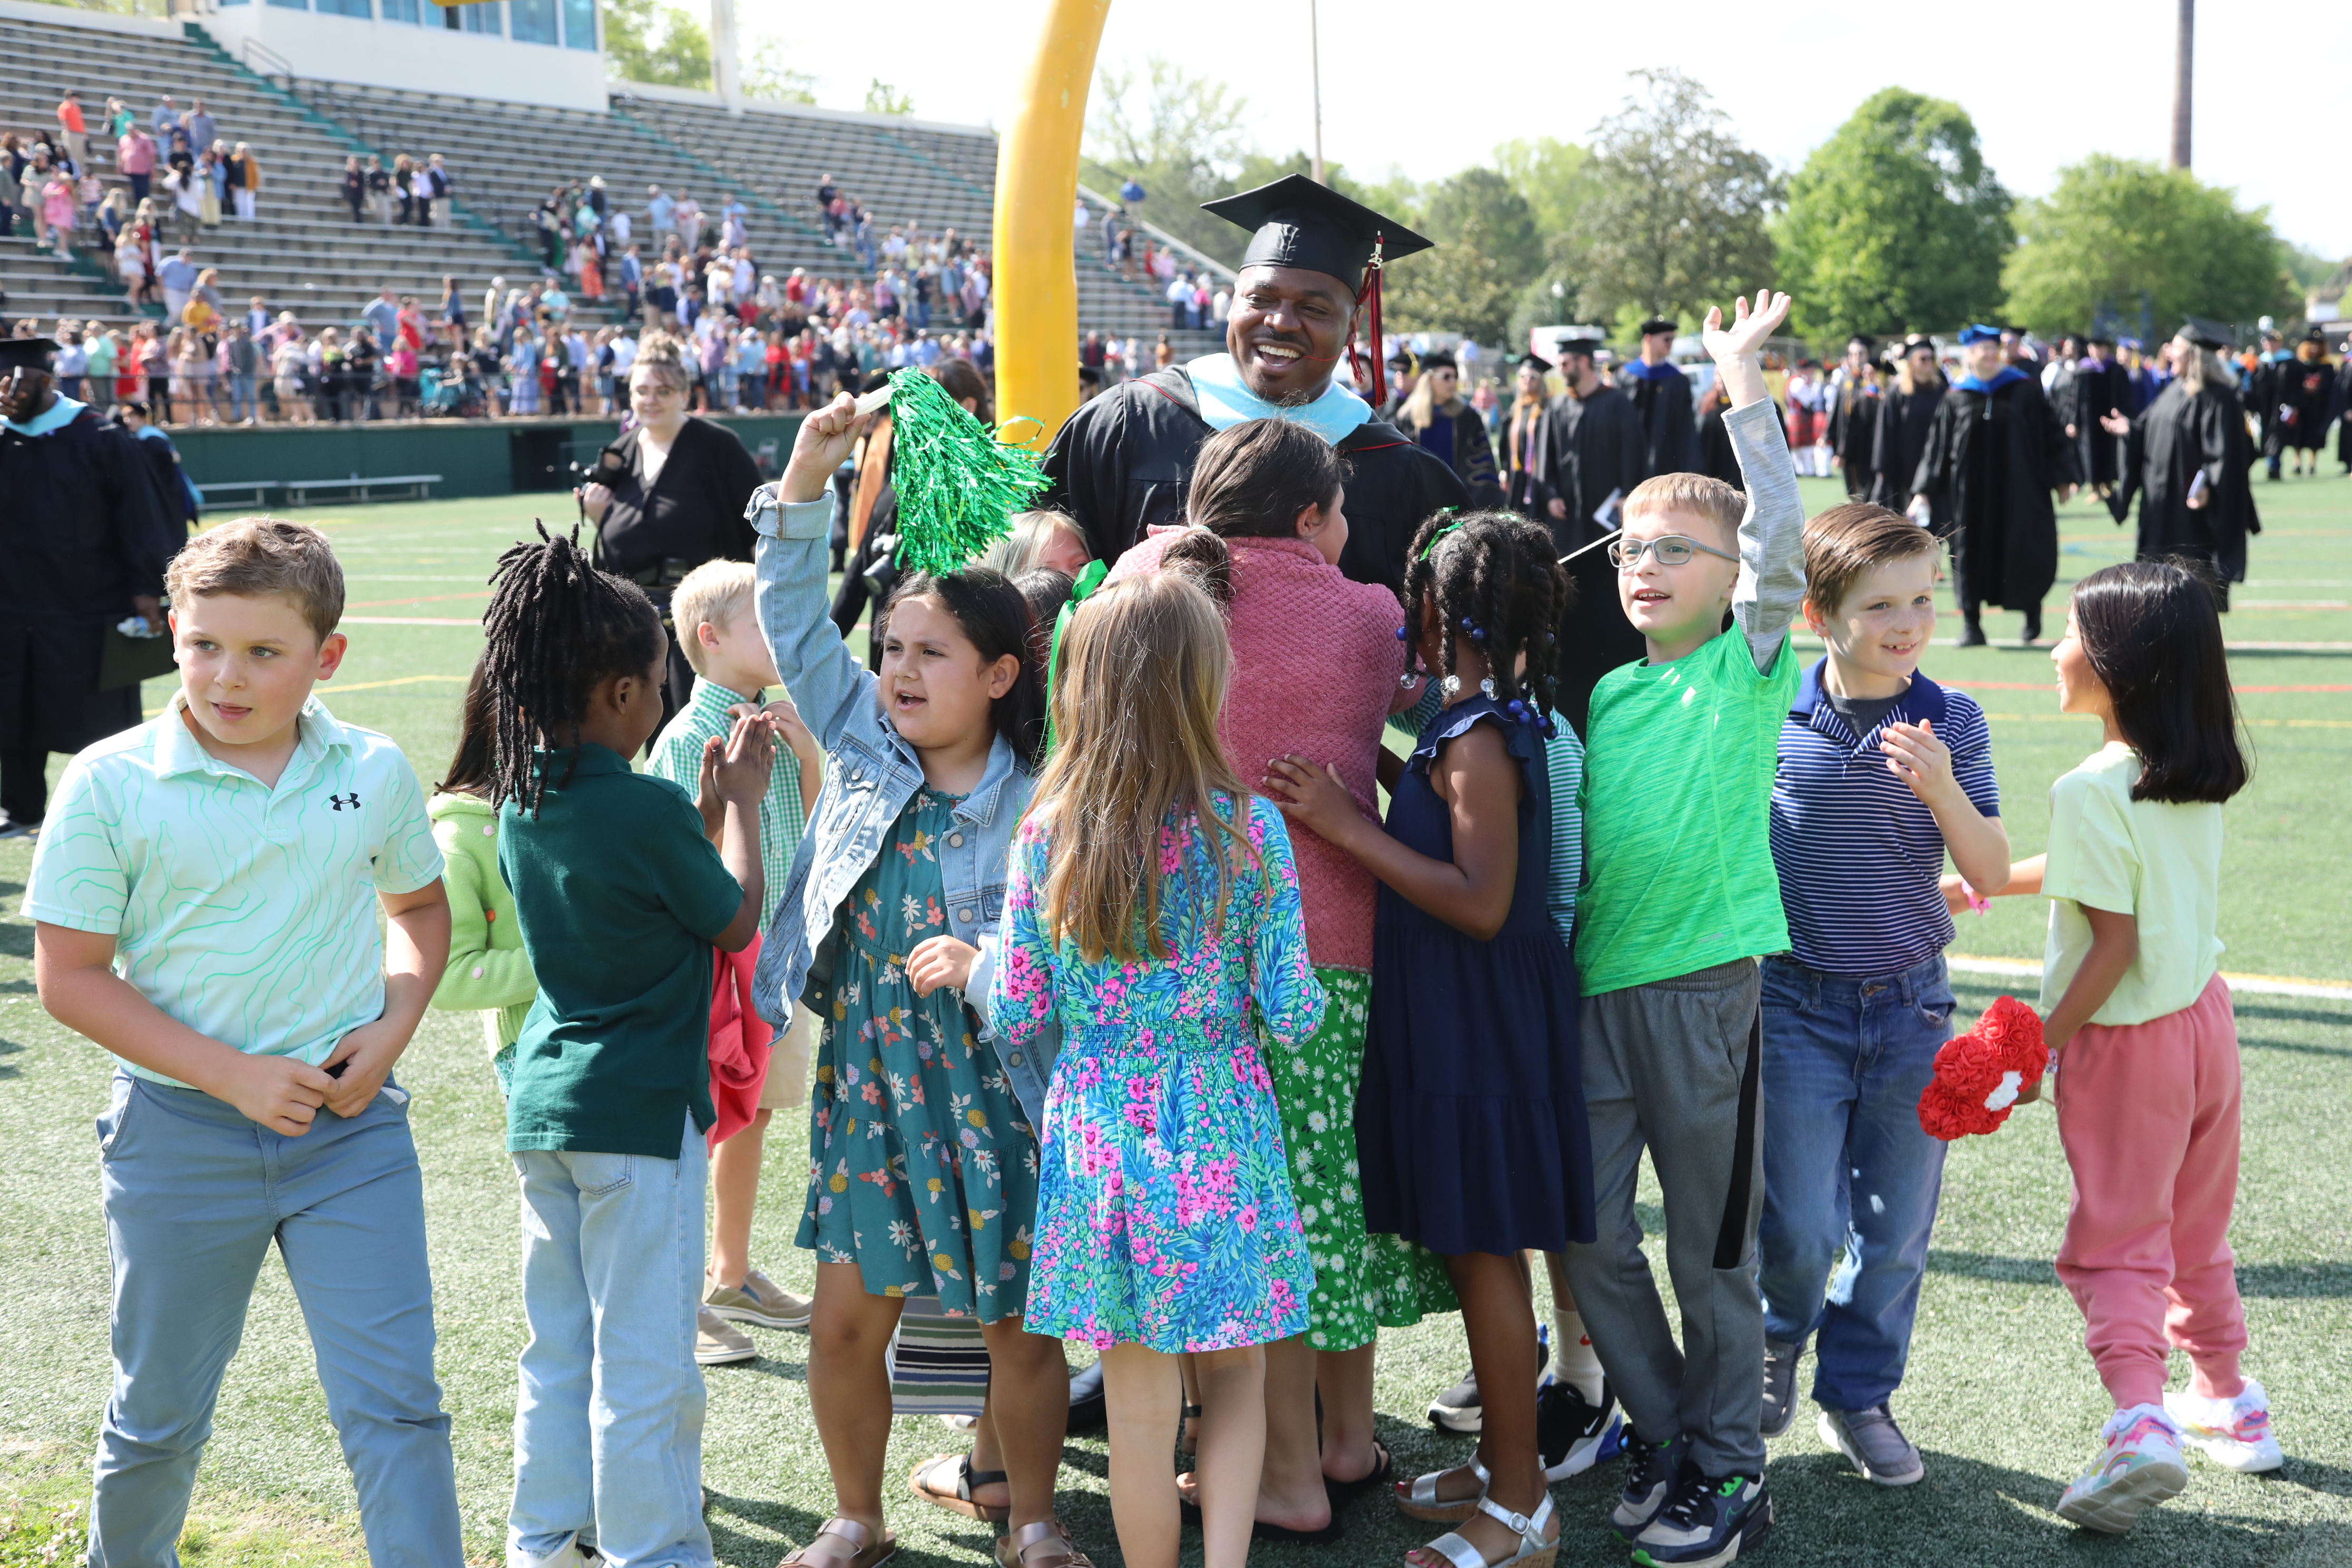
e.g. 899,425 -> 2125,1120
735,0 -> 2352,263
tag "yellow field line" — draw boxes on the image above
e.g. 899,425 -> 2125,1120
1952,954 -> 2352,1002
1979,711 -> 2352,730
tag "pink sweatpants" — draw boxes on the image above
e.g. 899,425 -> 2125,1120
2053,973 -> 2247,1410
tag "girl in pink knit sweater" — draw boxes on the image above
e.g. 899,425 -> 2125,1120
1105,417 -> 1450,1538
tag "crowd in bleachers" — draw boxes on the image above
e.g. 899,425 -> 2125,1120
4,92 -> 264,263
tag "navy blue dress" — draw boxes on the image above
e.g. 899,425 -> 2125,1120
1355,695 -> 1593,1256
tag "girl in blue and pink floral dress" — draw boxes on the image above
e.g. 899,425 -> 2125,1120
987,557 -> 1325,1568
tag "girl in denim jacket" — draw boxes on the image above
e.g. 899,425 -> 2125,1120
749,395 -> 1091,1568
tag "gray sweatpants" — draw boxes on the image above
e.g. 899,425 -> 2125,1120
1557,957 -> 1767,1477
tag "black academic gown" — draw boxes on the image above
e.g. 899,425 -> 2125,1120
2055,358 -> 2125,489
2275,357 -> 2335,454
1870,385 -> 1944,517
0,405 -> 183,757
2336,361 -> 2352,470
1534,384 -> 1650,741
1405,401 -> 1504,511
1623,362 -> 1700,477
1911,374 -> 2076,613
2109,380 -> 2260,588
1037,366 -> 1469,596
1828,380 -> 1880,498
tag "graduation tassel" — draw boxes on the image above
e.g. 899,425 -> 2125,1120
878,368 -> 1049,576
1348,234 -> 1387,406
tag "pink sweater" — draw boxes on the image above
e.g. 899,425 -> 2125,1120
1109,527 -> 1420,972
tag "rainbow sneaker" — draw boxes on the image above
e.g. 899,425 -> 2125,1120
2055,1405 -> 2188,1534
2164,1380 -> 2283,1473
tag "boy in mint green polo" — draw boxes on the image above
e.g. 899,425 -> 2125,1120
25,517 -> 463,1566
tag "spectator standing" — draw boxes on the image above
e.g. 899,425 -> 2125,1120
226,144 -> 259,221
647,184 -> 674,241
339,155 -> 365,222
438,276 -> 466,349
184,101 -> 217,159
619,245 -> 643,321
223,321 -> 260,424
156,249 -> 198,324
363,286 -> 399,346
427,154 -> 452,217
82,326 -> 116,417
56,90 -> 89,170
671,190 -> 701,248
116,123 -> 155,204
150,95 -> 179,142
410,159 -> 436,228
40,166 -> 76,259
163,161 -> 202,242
364,155 -> 393,223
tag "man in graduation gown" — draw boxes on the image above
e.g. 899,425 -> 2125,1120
1826,334 -> 1880,499
1620,316 -> 1700,477
1869,337 -> 1945,519
0,337 -> 183,836
2102,322 -> 2260,607
1039,175 -> 1468,595
1535,335 -> 1650,737
1910,324 -> 2079,646
2056,334 -> 2126,494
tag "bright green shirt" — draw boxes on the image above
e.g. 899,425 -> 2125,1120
2040,742 -> 2224,1026
1575,627 -> 1800,996
22,694 -> 444,1084
499,744 -> 744,1157
644,674 -> 807,923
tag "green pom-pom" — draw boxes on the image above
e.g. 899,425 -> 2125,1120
885,369 -> 1048,576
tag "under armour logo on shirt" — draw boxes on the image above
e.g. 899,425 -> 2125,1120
327,792 -> 360,811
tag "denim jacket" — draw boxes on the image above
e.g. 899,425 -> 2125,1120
746,488 -> 1056,1121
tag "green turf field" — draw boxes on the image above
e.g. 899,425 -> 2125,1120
2,474 -> 2348,1566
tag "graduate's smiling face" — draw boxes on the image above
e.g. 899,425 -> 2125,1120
1226,264 -> 1357,406
1963,339 -> 2006,380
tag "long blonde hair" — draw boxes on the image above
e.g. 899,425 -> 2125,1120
2177,343 -> 2237,394
1027,569 -> 1250,964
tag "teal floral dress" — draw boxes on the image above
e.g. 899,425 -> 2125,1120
797,787 -> 1038,1321
989,793 -> 1326,1353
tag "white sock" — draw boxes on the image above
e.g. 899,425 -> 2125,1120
1551,1309 -> 1605,1405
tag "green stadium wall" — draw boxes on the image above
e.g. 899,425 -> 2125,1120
169,415 -> 810,503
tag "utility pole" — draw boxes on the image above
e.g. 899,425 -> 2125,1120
1309,0 -> 1325,184
710,0 -> 741,112
2169,0 -> 2192,169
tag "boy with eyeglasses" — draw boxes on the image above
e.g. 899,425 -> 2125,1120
1553,290 -> 1803,1566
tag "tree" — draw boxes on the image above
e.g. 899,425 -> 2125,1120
743,38 -> 817,105
1423,168 -> 1541,282
1081,58 -> 1257,264
2003,155 -> 2298,337
1571,70 -> 1780,338
1775,88 -> 2011,340
603,0 -> 711,91
1492,136 -> 1592,238
863,79 -> 914,116
1385,168 -> 1542,345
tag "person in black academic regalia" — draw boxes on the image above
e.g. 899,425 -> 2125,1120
2101,323 -> 2261,608
1870,336 -> 1946,519
2273,328 -> 2337,477
1620,316 -> 1700,477
1534,335 -> 1649,736
0,336 -> 183,835
2335,336 -> 2352,475
1038,173 -> 1468,594
1392,349 -> 1503,508
1910,323 -> 2079,645
1498,351 -> 1553,514
1826,334 -> 1881,499
2056,335 -> 2128,495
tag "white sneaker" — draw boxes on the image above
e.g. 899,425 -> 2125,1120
2055,1405 -> 2188,1534
508,1532 -> 601,1568
2164,1379 -> 2284,1473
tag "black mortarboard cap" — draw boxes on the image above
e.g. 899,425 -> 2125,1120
2179,318 -> 2234,352
1638,316 -> 1678,338
1418,349 -> 1457,371
1201,174 -> 1433,293
0,336 -> 61,371
1515,350 -> 1553,373
2304,325 -> 2329,345
1555,335 -> 1603,359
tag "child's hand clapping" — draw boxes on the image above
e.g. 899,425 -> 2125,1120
698,711 -> 776,838
759,695 -> 821,766
1261,754 -> 1365,847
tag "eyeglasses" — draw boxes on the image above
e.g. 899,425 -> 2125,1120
1608,534 -> 1740,570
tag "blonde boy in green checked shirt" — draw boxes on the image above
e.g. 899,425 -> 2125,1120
648,558 -> 825,1359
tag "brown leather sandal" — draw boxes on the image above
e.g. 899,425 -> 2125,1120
994,1518 -> 1096,1568
777,1515 -> 896,1567
907,1451 -> 1012,1523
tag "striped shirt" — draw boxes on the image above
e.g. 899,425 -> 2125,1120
23,694 -> 444,1084
1769,663 -> 1999,975
646,674 -> 808,924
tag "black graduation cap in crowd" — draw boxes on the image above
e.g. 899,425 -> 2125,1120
1418,349 -> 1457,371
0,336 -> 61,372
2179,318 -> 2235,352
1554,335 -> 1604,359
1638,316 -> 1679,338
2304,325 -> 2331,345
1515,350 -> 1553,373
1201,174 -> 1433,294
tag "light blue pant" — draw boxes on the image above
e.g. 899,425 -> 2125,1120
509,1113 -> 713,1568
1757,954 -> 1955,1412
89,1072 -> 460,1568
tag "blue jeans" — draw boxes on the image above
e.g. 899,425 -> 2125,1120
89,1072 -> 460,1567
1757,954 -> 1955,1412
509,1113 -> 712,1568
228,374 -> 257,422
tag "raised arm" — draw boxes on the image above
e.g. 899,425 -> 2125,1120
1707,290 -> 1805,670
750,391 -> 879,750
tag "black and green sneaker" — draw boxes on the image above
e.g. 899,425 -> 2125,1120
1630,1467 -> 1771,1567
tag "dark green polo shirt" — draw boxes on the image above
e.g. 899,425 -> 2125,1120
499,744 -> 743,1156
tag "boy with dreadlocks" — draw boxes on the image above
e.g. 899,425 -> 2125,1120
1267,509 -> 1584,1568
1550,289 -> 1802,1568
477,525 -> 776,1568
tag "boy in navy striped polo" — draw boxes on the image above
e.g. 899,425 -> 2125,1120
1757,503 -> 2013,1487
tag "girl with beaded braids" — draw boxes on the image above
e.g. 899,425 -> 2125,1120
1266,510 -> 1590,1568
477,524 -> 779,1568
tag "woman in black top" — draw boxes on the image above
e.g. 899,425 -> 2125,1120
340,156 -> 365,223
576,333 -> 765,725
